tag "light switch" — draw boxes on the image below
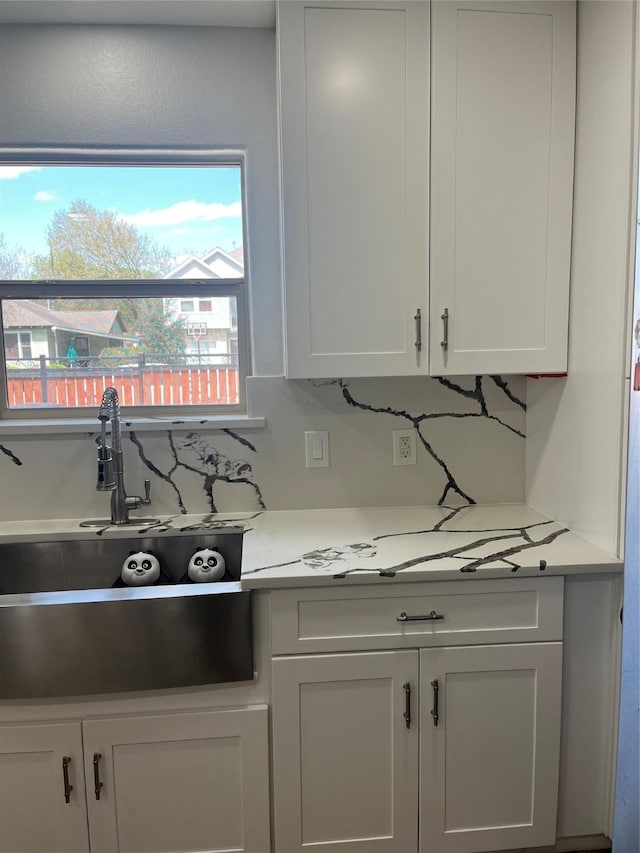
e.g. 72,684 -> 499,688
305,431 -> 329,468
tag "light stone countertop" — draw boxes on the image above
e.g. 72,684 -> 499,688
0,504 -> 622,589
239,504 -> 622,588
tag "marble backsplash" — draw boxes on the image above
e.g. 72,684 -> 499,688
0,375 -> 526,522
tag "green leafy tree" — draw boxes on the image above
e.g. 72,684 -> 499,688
31,201 -> 185,354
130,299 -> 187,356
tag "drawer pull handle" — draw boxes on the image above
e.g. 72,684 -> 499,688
431,679 -> 440,727
62,755 -> 73,804
397,610 -> 445,622
93,752 -> 103,800
403,681 -> 411,729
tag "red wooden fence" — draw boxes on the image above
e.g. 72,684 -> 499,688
7,367 -> 239,408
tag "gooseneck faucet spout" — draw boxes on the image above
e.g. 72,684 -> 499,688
95,387 -> 152,525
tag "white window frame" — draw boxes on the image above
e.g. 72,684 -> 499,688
5,330 -> 33,360
0,148 -> 252,421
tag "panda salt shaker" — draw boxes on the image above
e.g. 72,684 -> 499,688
120,551 -> 161,586
188,548 -> 226,582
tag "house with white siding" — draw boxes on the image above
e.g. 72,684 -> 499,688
163,246 -> 241,363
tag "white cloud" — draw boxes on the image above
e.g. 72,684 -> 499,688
122,200 -> 242,227
0,166 -> 41,180
34,190 -> 58,202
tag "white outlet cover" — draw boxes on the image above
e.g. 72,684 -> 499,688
392,428 -> 417,466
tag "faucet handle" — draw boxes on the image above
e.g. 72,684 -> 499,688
142,478 -> 152,506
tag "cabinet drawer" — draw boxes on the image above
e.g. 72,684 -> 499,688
270,577 -> 563,654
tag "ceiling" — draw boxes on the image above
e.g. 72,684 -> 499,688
0,1 -> 276,28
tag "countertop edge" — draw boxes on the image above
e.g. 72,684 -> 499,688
240,560 -> 623,590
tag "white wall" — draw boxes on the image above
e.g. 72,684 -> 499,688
0,23 -> 283,376
526,0 -> 637,555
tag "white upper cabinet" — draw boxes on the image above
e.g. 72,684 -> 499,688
278,0 -> 575,378
430,0 -> 576,375
278,0 -> 430,378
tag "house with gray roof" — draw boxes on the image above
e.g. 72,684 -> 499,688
2,299 -> 136,364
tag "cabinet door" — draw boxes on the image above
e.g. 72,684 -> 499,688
83,707 -> 270,853
419,643 -> 562,853
279,1 -> 430,378
272,651 -> 419,852
430,1 -> 576,375
0,721 -> 89,853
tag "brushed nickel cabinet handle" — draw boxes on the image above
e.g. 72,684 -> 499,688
414,308 -> 422,352
431,679 -> 440,727
93,752 -> 103,800
397,610 -> 445,622
441,308 -> 449,350
403,681 -> 411,729
62,755 -> 73,804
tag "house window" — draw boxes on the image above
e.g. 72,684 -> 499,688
4,331 -> 32,360
0,154 -> 249,415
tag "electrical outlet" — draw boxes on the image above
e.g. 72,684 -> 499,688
392,429 -> 417,466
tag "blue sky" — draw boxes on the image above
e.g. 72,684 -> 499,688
0,164 -> 244,261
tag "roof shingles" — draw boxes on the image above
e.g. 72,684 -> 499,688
3,300 -> 128,338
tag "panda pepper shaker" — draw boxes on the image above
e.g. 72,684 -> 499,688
187,548 -> 226,583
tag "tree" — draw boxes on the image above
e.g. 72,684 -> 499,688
130,298 -> 187,355
34,199 -> 172,279
32,200 -> 185,354
0,233 -> 33,279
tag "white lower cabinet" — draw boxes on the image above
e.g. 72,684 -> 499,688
0,721 -> 90,853
0,707 -> 270,853
271,644 -> 562,853
419,643 -> 563,853
84,707 -> 271,853
272,650 -> 419,852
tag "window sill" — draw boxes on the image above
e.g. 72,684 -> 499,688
0,414 -> 266,436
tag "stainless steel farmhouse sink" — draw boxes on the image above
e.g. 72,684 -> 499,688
0,530 -> 253,699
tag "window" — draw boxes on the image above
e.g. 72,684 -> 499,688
0,153 -> 249,416
5,331 -> 32,360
